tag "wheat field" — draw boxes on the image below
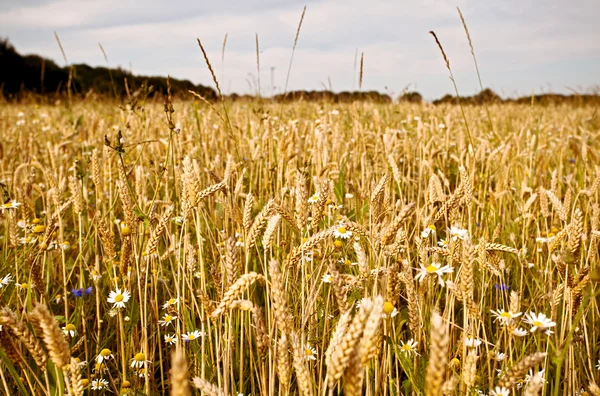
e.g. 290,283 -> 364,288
0,97 -> 599,396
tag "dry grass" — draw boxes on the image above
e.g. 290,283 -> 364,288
0,98 -> 599,395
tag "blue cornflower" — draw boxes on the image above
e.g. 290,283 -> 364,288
494,283 -> 510,291
71,286 -> 93,297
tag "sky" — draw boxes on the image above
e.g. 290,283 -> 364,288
1,0 -> 599,99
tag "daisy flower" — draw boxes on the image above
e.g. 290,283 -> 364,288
130,352 -> 151,369
0,273 -> 13,288
304,345 -> 317,361
62,323 -> 77,337
333,225 -> 352,239
491,309 -> 522,325
464,336 -> 482,348
0,200 -> 21,211
158,314 -> 177,327
523,312 -> 556,334
162,297 -> 179,310
344,193 -> 354,199
96,348 -> 114,364
321,274 -> 333,283
494,352 -> 507,361
399,339 -> 418,356
16,282 -> 34,291
448,225 -> 469,241
182,330 -> 203,342
107,287 -> 130,309
512,328 -> 528,337
91,378 -> 109,390
596,359 -> 600,370
421,224 -> 436,238
437,238 -> 449,247
383,301 -> 398,318
164,334 -> 177,345
308,193 -> 319,204
490,386 -> 510,396
414,262 -> 454,287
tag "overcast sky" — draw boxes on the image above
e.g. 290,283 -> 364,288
1,0 -> 599,99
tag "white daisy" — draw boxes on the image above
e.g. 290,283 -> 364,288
491,309 -> 522,325
96,348 -> 114,364
383,301 -> 398,318
494,352 -> 507,361
399,339 -> 418,356
321,274 -> 333,283
421,224 -> 436,238
523,312 -> 556,334
490,386 -> 510,396
107,287 -> 130,309
62,323 -> 77,337
164,334 -> 177,345
512,328 -> 528,337
162,298 -> 179,310
448,225 -> 469,241
91,378 -> 109,390
0,273 -> 13,288
182,330 -> 204,342
304,345 -> 317,361
130,352 -> 151,369
414,262 -> 454,287
308,193 -> 319,204
464,336 -> 482,348
344,193 -> 354,199
158,314 -> 177,327
0,200 -> 21,211
333,226 -> 352,239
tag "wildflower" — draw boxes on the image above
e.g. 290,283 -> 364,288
303,251 -> 314,262
421,224 -> 436,238
19,236 -> 37,245
136,367 -> 148,378
73,357 -> 87,367
490,387 -> 510,396
524,312 -> 556,334
491,309 -> 522,325
464,336 -> 482,348
182,330 -> 203,342
16,282 -> 34,291
399,339 -> 418,356
96,348 -> 114,363
321,274 -> 333,283
512,328 -> 528,337
80,379 -> 90,387
90,269 -> 102,282
124,316 -> 130,322
383,301 -> 398,318
437,238 -> 449,247
338,258 -> 357,266
333,226 -> 352,239
63,323 -> 77,337
55,294 -> 63,303
494,283 -> 510,291
32,224 -> 45,233
164,334 -> 177,345
0,200 -> 21,211
308,193 -> 319,204
524,369 -> 546,385
162,298 -> 179,310
304,345 -> 317,360
448,225 -> 469,241
535,236 -> 554,244
107,287 -> 130,309
414,262 -> 454,287
494,352 -> 507,361
72,286 -> 93,297
596,359 -> 600,370
438,123 -> 446,129
91,378 -> 109,390
158,314 -> 177,327
344,193 -> 354,199
130,352 -> 150,369
0,273 -> 13,288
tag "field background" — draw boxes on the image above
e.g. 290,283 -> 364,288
0,97 -> 599,395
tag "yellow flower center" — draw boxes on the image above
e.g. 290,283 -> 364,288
337,227 -> 347,234
425,265 -> 438,273
334,240 -> 343,248
122,381 -> 131,388
304,348 -> 314,356
20,283 -> 28,288
33,225 -> 45,233
533,321 -> 543,327
187,334 -> 196,340
401,344 -> 412,351
428,224 -> 436,230
383,302 -> 395,314
65,324 -> 76,331
32,218 -> 41,224
100,348 -> 112,357
80,379 -> 90,387
165,315 -> 172,322
114,294 -> 124,302
134,352 -> 145,361
500,312 -> 511,318
168,299 -> 176,305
